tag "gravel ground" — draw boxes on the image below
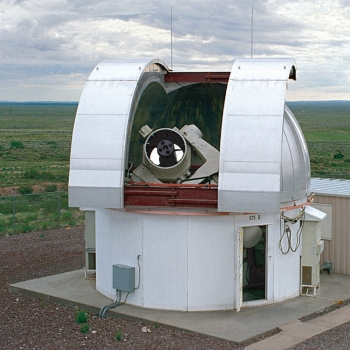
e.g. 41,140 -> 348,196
289,320 -> 350,350
2,227 -> 350,349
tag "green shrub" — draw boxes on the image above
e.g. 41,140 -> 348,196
23,168 -> 56,181
23,168 -> 39,179
18,185 -> 33,195
10,141 -> 24,149
334,153 -> 344,159
44,184 -> 58,192
26,213 -> 38,221
17,224 -> 32,233
75,310 -> 89,324
39,171 -> 56,181
115,330 -> 123,341
80,323 -> 90,333
68,219 -> 76,227
62,212 -> 72,221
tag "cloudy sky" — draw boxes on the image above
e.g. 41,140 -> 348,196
0,0 -> 349,101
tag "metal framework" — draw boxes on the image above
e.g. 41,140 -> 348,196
164,72 -> 230,83
124,183 -> 218,209
163,67 -> 296,84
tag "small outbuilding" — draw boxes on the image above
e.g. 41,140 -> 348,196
311,177 -> 350,276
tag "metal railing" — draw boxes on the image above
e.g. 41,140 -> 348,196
0,191 -> 84,235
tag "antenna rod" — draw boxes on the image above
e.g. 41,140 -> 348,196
251,5 -> 253,58
171,6 -> 173,69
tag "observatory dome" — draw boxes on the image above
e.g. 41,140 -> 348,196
68,57 -> 317,312
69,57 -> 310,214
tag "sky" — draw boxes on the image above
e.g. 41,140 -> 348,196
0,0 -> 349,102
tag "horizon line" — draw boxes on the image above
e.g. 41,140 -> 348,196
0,99 -> 350,104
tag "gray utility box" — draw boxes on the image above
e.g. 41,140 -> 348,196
113,264 -> 135,292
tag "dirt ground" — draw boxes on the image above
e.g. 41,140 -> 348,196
2,227 -> 350,349
1,227 -> 246,349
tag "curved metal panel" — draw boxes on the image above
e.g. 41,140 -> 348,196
87,59 -> 149,81
218,58 -> 298,213
281,106 -> 311,202
76,81 -> 137,115
231,58 -> 296,81
69,59 -> 170,208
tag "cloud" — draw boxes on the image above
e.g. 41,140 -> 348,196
0,0 -> 349,100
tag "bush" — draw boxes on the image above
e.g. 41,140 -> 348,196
115,330 -> 123,341
26,213 -> 38,221
62,212 -> 72,221
334,153 -> 344,159
10,141 -> 24,149
44,184 -> 58,192
17,224 -> 32,233
68,219 -> 76,227
18,185 -> 33,195
80,323 -> 90,333
23,168 -> 56,181
23,168 -> 39,179
75,310 -> 89,324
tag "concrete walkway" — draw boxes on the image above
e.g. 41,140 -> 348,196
9,271 -> 350,346
246,304 -> 350,349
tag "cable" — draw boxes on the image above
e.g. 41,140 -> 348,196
281,207 -> 305,224
118,292 -> 130,306
279,225 -> 291,255
279,208 -> 305,254
126,162 -> 133,178
135,255 -> 141,289
99,255 -> 141,318
291,216 -> 304,252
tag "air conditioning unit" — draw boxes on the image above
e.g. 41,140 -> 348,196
300,206 -> 327,295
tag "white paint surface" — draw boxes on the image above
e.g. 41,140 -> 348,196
187,215 -> 235,311
95,209 -> 302,310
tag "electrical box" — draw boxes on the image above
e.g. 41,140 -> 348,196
113,264 -> 135,292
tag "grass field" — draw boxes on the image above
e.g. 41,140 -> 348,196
0,102 -> 81,234
288,101 -> 350,178
0,100 -> 349,234
0,102 -> 76,189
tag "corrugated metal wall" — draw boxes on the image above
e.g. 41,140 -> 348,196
314,195 -> 350,276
